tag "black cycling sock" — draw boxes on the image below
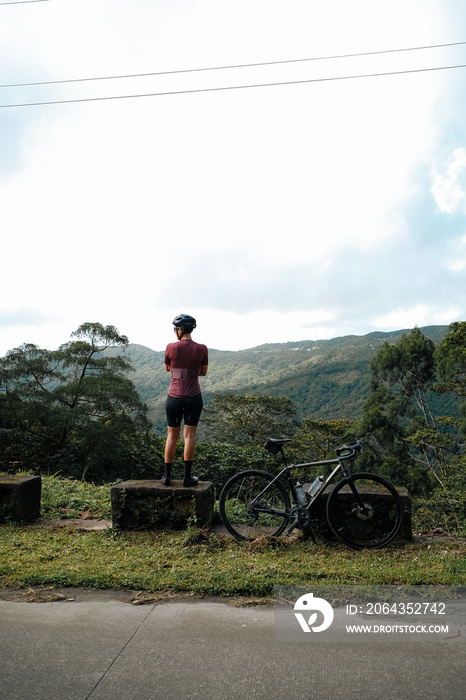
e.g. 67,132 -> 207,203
162,463 -> 172,485
183,461 -> 199,487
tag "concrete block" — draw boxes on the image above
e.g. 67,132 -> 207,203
302,483 -> 412,542
0,475 -> 41,523
111,480 -> 215,530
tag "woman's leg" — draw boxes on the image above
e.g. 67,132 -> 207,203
165,426 -> 181,463
183,424 -> 198,461
183,425 -> 199,486
163,427 -> 180,483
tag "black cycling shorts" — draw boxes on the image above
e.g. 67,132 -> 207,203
166,393 -> 204,428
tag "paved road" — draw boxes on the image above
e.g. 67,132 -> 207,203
0,590 -> 464,700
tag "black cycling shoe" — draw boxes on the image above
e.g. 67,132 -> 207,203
161,475 -> 171,486
183,476 -> 199,487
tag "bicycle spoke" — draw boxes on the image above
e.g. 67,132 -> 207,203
326,473 -> 403,549
219,470 -> 290,541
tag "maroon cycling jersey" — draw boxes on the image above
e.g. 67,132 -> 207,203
165,339 -> 208,397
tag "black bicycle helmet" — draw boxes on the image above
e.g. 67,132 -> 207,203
172,314 -> 197,334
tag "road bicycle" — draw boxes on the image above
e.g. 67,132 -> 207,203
218,438 -> 403,549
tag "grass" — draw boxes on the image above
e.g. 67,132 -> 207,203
0,475 -> 464,599
0,525 -> 464,598
40,475 -> 112,520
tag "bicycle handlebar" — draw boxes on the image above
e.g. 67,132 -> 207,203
335,439 -> 363,458
264,436 -> 363,460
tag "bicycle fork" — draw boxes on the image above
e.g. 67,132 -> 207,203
339,466 -> 372,517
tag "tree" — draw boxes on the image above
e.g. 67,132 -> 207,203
0,323 -> 150,479
202,393 -> 299,445
356,327 -> 453,491
434,321 -> 466,436
435,321 -> 466,395
291,417 -> 353,461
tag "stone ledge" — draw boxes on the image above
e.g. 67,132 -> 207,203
395,487 -> 412,540
111,480 -> 215,531
302,484 -> 412,541
0,475 -> 41,523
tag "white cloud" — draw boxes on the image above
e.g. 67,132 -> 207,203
183,308 -> 337,351
431,147 -> 466,214
1,1 -> 466,354
373,305 -> 462,331
446,234 -> 466,272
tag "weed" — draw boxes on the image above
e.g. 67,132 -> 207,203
0,525 -> 464,598
41,476 -> 112,520
0,475 -> 465,600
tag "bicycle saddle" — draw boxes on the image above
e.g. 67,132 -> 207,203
263,437 -> 292,454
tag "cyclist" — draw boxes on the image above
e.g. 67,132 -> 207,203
162,314 -> 208,487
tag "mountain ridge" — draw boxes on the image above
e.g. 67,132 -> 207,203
113,325 -> 454,432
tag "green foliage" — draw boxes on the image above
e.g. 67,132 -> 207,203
370,327 -> 436,394
291,418 -> 354,461
40,475 -> 112,519
0,323 -> 151,481
356,328 -> 462,494
171,442 -> 272,492
435,321 -> 466,437
132,326 -> 451,427
1,525 -> 464,595
435,321 -> 466,397
411,457 -> 466,536
202,393 -> 299,445
2,322 -> 466,514
116,491 -> 198,531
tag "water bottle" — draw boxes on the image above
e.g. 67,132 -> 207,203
296,482 -> 308,506
307,475 -> 324,497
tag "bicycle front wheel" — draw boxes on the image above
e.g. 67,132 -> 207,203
326,473 -> 403,549
219,470 -> 290,541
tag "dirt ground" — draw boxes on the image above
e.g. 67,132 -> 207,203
25,516 -> 466,545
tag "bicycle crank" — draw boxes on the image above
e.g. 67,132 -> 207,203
286,506 -> 311,535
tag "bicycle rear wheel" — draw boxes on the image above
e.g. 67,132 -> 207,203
326,473 -> 403,549
219,470 -> 290,541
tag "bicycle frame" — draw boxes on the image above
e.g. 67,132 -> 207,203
250,443 -> 365,533
219,438 -> 403,547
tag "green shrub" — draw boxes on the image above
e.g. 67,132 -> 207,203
41,476 -> 112,519
189,442 -> 275,492
412,458 -> 466,535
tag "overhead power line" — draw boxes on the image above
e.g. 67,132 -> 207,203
0,1 -> 49,5
1,40 -> 466,89
1,61 -> 465,109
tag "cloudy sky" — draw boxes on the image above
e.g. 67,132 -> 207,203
1,0 -> 466,354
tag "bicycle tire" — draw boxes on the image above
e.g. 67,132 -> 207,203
219,469 -> 291,541
326,472 -> 403,549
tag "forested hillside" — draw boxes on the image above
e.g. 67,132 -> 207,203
2,322 -> 464,531
113,326 -> 454,433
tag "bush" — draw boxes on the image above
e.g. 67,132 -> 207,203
411,458 -> 466,536
41,475 -> 112,519
167,441 -> 275,492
